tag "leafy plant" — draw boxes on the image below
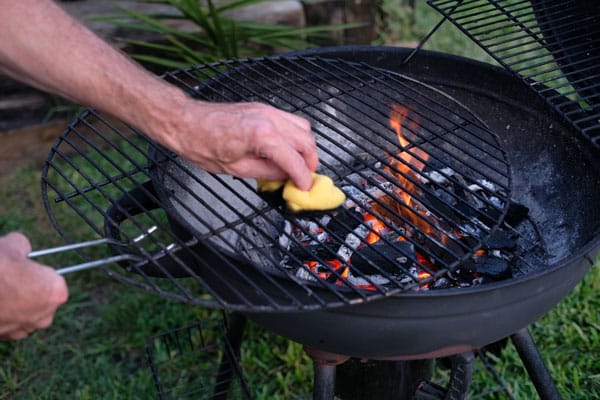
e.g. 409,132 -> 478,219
97,0 -> 363,69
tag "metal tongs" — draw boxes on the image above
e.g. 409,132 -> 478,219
28,226 -> 157,275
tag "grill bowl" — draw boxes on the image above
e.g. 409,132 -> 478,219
245,46 -> 600,358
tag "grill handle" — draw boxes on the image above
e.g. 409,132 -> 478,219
103,180 -> 202,278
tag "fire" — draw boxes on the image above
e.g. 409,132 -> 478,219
418,270 -> 432,281
304,259 -> 349,286
389,104 -> 430,208
297,103 -> 446,291
364,213 -> 387,244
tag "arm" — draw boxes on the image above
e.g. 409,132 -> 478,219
0,0 -> 318,339
0,0 -> 319,189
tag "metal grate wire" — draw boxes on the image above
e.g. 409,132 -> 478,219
427,0 -> 600,149
146,317 -> 251,400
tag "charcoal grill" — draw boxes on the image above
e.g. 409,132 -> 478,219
42,55 -> 513,311
38,0 -> 600,398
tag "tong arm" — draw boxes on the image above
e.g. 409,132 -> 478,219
28,226 -> 157,275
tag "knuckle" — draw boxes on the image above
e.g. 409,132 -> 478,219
36,316 -> 55,330
8,330 -> 29,340
50,276 -> 69,306
0,232 -> 32,256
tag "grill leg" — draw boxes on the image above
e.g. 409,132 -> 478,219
510,328 -> 561,400
212,313 -> 248,400
305,347 -> 350,400
313,363 -> 337,400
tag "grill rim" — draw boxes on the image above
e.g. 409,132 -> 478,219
39,46 -> 599,317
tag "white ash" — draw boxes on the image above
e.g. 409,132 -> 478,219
278,221 -> 293,249
337,222 -> 373,262
347,274 -> 391,287
277,161 -> 508,290
296,266 -> 318,282
478,179 -> 497,192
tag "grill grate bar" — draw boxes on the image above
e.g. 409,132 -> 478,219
152,145 -> 373,304
44,134 -> 232,305
216,58 -> 507,262
219,57 -> 509,182
428,0 -> 600,149
47,117 -> 328,309
301,57 -> 511,180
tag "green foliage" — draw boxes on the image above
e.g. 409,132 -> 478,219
375,0 -> 495,63
0,162 -> 599,399
97,0 -> 361,69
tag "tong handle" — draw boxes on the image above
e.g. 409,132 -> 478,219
54,254 -> 141,275
28,227 -> 156,275
28,238 -> 111,258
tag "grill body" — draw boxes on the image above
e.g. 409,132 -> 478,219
40,46 -> 600,359
245,46 -> 600,358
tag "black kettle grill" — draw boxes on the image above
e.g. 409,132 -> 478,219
40,0 -> 599,398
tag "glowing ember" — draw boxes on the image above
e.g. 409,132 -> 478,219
277,102 -> 513,292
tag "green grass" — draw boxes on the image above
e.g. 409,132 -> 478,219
1,131 -> 599,400
0,2 -> 599,399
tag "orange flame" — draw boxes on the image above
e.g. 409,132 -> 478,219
418,270 -> 432,281
364,213 -> 387,244
386,104 -> 437,236
305,260 -> 349,285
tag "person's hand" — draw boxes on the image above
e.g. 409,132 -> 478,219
0,232 -> 68,340
161,100 -> 319,191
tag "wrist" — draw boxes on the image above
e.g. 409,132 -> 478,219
129,81 -> 191,154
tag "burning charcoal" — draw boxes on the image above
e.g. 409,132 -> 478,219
460,255 -> 512,281
336,223 -> 373,262
421,187 -> 463,224
423,168 -> 454,185
350,241 -> 415,275
485,230 -> 517,250
477,257 -> 512,280
278,220 -> 293,249
504,202 -> 530,226
289,243 -> 341,262
295,266 -> 317,282
325,207 -> 365,239
449,264 -> 475,283
431,276 -> 453,290
474,206 -> 503,229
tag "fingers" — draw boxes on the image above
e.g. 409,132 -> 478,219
0,233 -> 68,340
163,100 -> 320,190
272,109 -> 319,171
0,231 -> 32,257
0,313 -> 56,340
248,106 -> 318,190
256,145 -> 315,190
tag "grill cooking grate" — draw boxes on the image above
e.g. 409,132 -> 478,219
427,0 -> 600,149
42,56 -> 512,311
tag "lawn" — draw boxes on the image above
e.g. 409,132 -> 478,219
1,1 -> 599,399
0,163 -> 598,400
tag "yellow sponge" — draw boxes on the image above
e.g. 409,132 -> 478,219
257,173 -> 346,213
256,178 -> 284,192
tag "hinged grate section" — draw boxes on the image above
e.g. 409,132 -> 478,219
428,0 -> 600,149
